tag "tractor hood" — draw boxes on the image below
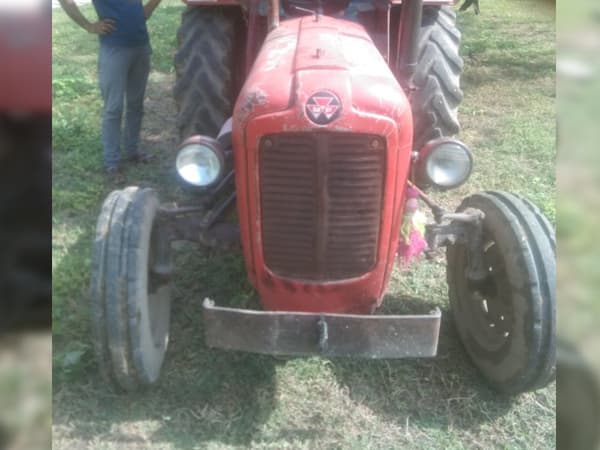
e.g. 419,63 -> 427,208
232,15 -> 414,314
234,15 -> 410,129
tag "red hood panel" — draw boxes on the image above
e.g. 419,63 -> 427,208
234,16 -> 409,127
0,10 -> 51,113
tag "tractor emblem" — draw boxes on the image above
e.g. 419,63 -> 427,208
305,91 -> 342,125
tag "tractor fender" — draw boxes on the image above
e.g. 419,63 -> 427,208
0,6 -> 51,113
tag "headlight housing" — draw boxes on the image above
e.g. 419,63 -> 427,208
175,136 -> 224,188
418,138 -> 473,189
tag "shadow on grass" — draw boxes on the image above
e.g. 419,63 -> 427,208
329,295 -> 514,431
53,226 -> 514,448
53,241 -> 512,447
53,233 -> 278,448
54,352 -> 278,448
462,54 -> 555,90
459,14 -> 555,90
52,65 -> 284,447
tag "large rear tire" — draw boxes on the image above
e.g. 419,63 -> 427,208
174,7 -> 235,140
90,187 -> 171,391
411,6 -> 464,154
447,192 -> 555,394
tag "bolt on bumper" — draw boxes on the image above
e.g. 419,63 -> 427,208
202,299 -> 441,358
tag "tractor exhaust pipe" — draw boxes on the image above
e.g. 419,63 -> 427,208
269,0 -> 280,30
397,0 -> 423,92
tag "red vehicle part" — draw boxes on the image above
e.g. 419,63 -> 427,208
184,0 -> 458,5
0,5 -> 51,330
232,16 -> 413,314
0,8 -> 51,113
89,0 -> 556,391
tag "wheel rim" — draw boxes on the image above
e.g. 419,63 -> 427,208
147,224 -> 170,349
463,233 -> 514,351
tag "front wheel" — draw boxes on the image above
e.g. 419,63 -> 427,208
447,191 -> 555,394
90,187 -> 172,391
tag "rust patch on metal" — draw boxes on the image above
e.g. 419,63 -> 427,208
236,89 -> 268,124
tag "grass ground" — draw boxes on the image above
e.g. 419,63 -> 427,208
557,0 -> 600,375
52,1 -> 556,448
0,332 -> 51,450
556,4 -> 600,445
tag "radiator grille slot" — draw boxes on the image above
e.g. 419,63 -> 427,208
260,133 -> 385,281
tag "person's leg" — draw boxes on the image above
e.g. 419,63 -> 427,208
123,45 -> 151,159
98,45 -> 129,170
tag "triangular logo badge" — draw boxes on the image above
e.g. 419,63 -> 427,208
305,91 -> 342,125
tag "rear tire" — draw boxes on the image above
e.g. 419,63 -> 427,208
411,6 -> 463,155
447,192 -> 555,394
174,7 -> 235,139
90,187 -> 171,391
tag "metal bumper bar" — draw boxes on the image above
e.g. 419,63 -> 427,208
202,299 -> 441,358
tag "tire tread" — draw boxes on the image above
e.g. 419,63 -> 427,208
90,187 -> 169,391
485,191 -> 556,391
105,187 -> 139,391
90,190 -> 121,385
174,7 -> 234,139
410,6 -> 463,154
447,191 -> 556,394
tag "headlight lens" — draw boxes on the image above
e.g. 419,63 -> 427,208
421,139 -> 472,189
176,140 -> 223,187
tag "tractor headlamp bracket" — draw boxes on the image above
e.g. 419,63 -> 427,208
155,174 -> 240,251
407,180 -> 487,281
425,208 -> 487,282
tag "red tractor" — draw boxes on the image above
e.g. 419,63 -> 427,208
0,2 -> 51,331
91,0 -> 555,394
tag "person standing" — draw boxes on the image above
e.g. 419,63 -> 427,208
58,0 -> 162,176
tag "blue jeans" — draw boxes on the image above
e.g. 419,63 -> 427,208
98,44 -> 151,169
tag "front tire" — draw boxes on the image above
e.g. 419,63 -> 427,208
90,187 -> 171,391
447,192 -> 555,394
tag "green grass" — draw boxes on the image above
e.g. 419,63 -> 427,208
556,3 -> 600,372
0,333 -> 52,450
52,1 -> 556,448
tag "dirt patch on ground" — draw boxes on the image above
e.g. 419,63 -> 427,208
142,72 -> 179,151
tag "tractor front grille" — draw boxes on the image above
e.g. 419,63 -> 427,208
259,133 -> 385,281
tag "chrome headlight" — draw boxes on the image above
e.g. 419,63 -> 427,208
419,139 -> 473,189
176,136 -> 224,188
